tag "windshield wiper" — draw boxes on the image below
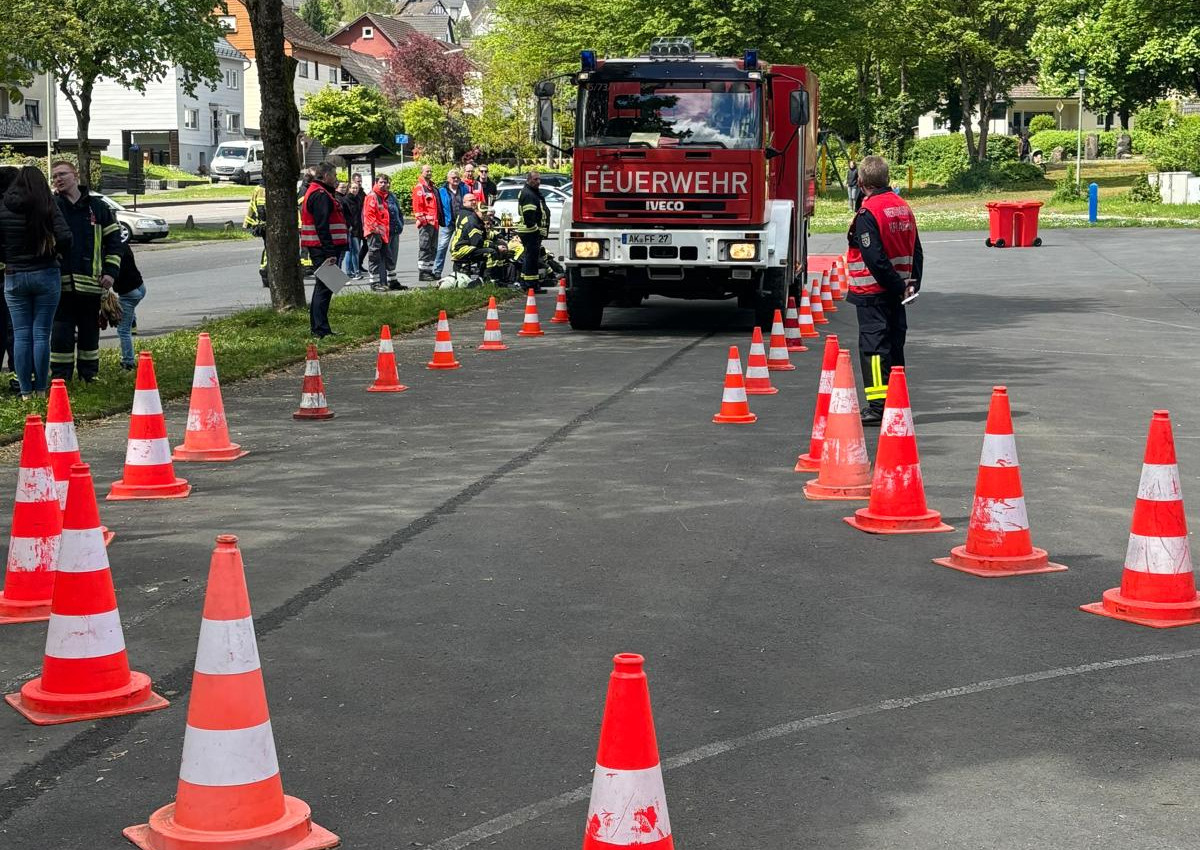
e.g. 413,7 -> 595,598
677,140 -> 729,148
587,140 -> 654,148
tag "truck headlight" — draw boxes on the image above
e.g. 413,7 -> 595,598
728,242 -> 757,260
572,239 -> 601,259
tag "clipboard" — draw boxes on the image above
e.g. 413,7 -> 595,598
314,262 -> 350,294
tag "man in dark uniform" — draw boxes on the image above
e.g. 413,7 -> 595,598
299,162 -> 349,338
243,185 -> 269,287
50,160 -> 121,382
516,170 -> 550,293
844,155 -> 923,425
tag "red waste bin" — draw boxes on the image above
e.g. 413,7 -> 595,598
985,200 -> 1043,248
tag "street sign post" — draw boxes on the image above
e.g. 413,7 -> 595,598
394,133 -> 409,166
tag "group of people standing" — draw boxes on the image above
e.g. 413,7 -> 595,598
0,161 -> 145,399
411,162 -> 498,281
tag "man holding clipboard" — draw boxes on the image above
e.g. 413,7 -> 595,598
299,162 -> 350,338
844,155 -> 924,426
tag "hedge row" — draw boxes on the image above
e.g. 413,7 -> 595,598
904,134 -> 1024,186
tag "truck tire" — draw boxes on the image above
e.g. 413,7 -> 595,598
755,271 -> 788,331
566,271 -> 604,330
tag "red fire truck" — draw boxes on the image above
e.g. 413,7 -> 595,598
535,37 -> 818,330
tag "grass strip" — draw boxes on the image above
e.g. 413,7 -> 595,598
0,287 -> 515,445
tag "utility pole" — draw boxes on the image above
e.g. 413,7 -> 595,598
1075,68 -> 1086,189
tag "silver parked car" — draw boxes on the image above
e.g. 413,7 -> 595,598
490,184 -> 571,234
95,194 -> 170,243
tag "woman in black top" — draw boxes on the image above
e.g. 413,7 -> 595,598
0,166 -> 72,398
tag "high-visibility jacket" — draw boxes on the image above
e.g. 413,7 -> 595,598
299,181 -> 348,251
244,189 -> 265,231
845,190 -> 916,296
516,184 -> 549,237
450,208 -> 496,262
55,190 -> 121,295
363,186 -> 391,242
412,178 -> 438,227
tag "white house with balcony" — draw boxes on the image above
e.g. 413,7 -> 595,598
53,39 -> 249,172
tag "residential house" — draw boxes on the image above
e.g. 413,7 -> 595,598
917,83 -> 1130,139
0,77 -> 51,151
394,0 -> 456,43
218,0 -> 345,164
52,39 -> 249,171
328,13 -> 418,60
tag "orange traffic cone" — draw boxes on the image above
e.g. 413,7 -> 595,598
795,334 -> 839,472
783,297 -> 807,352
844,367 -> 952,534
831,256 -> 848,300
712,346 -> 756,424
6,463 -> 169,724
46,379 -> 113,545
804,350 -> 872,500
173,333 -> 249,461
479,296 -> 508,351
797,288 -> 820,338
517,289 -> 545,336
367,325 -> 408,392
583,653 -> 674,850
820,269 -> 837,313
744,327 -> 777,395
1081,410 -> 1199,626
809,272 -> 828,325
0,415 -> 61,625
109,353 -> 191,499
766,309 -> 795,371
293,344 -> 335,419
551,279 -> 570,324
124,535 -> 339,850
427,310 -> 462,369
934,387 -> 1068,577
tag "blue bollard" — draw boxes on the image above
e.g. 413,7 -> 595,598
1088,182 -> 1099,223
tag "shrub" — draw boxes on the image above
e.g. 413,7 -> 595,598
1133,102 -> 1176,135
904,134 -> 970,185
387,161 -> 523,215
1051,164 -> 1082,201
0,149 -> 101,188
1145,115 -> 1200,174
945,161 -> 1048,192
1126,172 -> 1160,203
1027,114 -> 1057,134
983,134 -> 1019,163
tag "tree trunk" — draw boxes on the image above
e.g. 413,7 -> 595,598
245,0 -> 305,311
946,83 -> 962,133
68,82 -> 95,187
855,59 -> 871,149
959,72 -> 978,162
976,90 -> 991,163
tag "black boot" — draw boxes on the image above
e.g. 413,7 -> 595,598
860,405 -> 884,426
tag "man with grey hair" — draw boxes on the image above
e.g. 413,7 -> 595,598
843,155 -> 923,425
433,168 -> 470,278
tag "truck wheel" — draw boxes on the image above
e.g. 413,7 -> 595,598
755,270 -> 788,332
566,272 -> 604,330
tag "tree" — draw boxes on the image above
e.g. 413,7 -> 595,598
300,0 -> 334,36
340,0 -> 393,18
383,31 -> 472,106
244,0 -> 305,311
301,85 -> 399,148
400,97 -> 454,160
13,0 -> 226,182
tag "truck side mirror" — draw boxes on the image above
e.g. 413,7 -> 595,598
789,89 -> 810,127
536,98 -> 555,144
534,80 -> 557,98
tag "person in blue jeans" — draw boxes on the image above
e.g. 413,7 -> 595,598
0,165 -> 71,398
114,242 -> 145,369
337,181 -> 363,279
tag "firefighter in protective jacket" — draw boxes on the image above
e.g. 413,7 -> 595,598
844,155 -> 923,425
516,170 -> 550,291
50,161 -> 121,382
244,186 -> 269,287
450,195 -> 505,274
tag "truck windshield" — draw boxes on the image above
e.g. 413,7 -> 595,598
214,146 -> 248,161
580,80 -> 761,149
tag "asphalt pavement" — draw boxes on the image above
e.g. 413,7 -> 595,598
2,228 -> 1200,849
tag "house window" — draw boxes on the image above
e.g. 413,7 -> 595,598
217,15 -> 236,31
328,65 -> 338,83
225,69 -> 239,90
932,116 -> 947,131
184,108 -> 199,130
362,26 -> 374,38
298,60 -> 309,79
226,112 -> 241,132
24,99 -> 39,126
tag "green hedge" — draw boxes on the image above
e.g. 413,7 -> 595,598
904,134 -> 1020,187
0,150 -> 102,188
387,162 -> 525,216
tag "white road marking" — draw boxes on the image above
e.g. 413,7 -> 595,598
425,647 -> 1200,850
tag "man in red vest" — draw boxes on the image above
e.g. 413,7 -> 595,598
300,161 -> 349,338
844,155 -> 923,425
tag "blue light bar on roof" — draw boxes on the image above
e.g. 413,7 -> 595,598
581,50 -> 597,72
744,49 -> 759,70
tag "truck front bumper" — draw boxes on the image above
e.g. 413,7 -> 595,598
560,226 -> 779,270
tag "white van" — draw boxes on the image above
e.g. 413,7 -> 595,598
209,140 -> 264,184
